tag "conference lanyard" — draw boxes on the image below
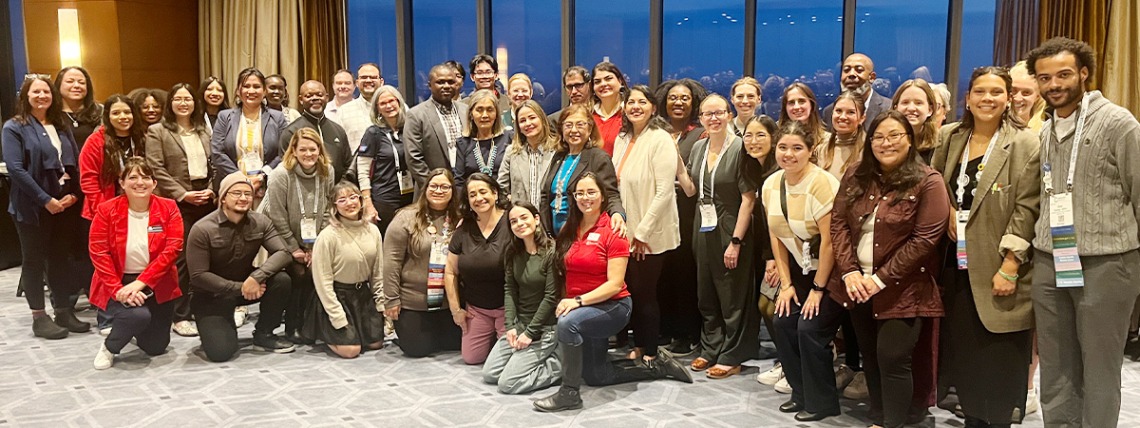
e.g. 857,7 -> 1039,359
1043,93 -> 1091,195
955,131 -> 1000,208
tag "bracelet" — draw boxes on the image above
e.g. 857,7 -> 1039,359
997,269 -> 1019,282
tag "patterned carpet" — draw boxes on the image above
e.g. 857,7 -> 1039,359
3,266 -> 1139,427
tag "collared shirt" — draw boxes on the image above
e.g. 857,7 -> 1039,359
185,209 -> 292,296
433,98 -> 463,166
324,97 -> 355,123
563,212 -> 630,300
592,104 -> 624,156
334,97 -> 372,153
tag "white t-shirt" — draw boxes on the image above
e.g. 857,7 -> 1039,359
124,209 -> 150,274
181,132 -> 209,180
43,124 -> 63,162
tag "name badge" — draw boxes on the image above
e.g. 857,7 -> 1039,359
800,242 -> 813,275
239,153 -> 263,176
587,232 -> 601,242
398,171 -> 414,195
300,216 -> 318,245
425,240 -> 448,311
1049,193 -> 1084,288
956,210 -> 969,270
147,225 -> 164,233
699,203 -> 717,232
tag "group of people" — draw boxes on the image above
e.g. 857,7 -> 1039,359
3,36 -> 1139,427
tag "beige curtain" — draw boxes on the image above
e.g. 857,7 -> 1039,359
198,0 -> 302,105
299,0 -> 348,83
993,0 -> 1039,66
1039,0 -> 1110,90
1102,0 -> 1139,117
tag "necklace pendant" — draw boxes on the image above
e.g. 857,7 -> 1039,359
72,120 -> 79,128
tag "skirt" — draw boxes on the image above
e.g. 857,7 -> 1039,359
943,268 -> 1031,424
302,281 -> 386,347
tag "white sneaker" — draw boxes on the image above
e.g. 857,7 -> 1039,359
835,364 -> 856,390
99,327 -> 112,336
757,362 -> 784,385
774,376 -> 792,394
172,320 -> 199,337
1025,388 -> 1039,415
93,343 -> 114,370
233,306 -> 248,327
843,371 -> 869,400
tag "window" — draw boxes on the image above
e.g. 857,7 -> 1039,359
957,0 -> 997,116
492,0 -> 562,114
755,0 -> 844,117
575,0 -> 650,87
854,0 -> 950,101
346,0 -> 398,91
412,0 -> 477,104
663,0 -> 745,98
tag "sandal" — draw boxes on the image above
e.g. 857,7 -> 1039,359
706,365 -> 741,379
690,357 -> 710,371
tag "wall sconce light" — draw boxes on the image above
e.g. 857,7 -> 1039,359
58,8 -> 81,67
496,46 -> 509,82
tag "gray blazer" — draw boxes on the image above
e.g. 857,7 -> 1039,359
145,122 -> 213,200
498,143 -> 555,206
404,99 -> 469,197
210,107 -> 288,185
931,122 -> 1041,333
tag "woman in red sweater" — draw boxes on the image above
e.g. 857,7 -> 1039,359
80,94 -> 146,220
88,157 -> 184,370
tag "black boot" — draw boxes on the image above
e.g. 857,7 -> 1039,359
33,314 -> 69,339
649,352 -> 693,383
534,344 -> 583,412
54,308 -> 91,333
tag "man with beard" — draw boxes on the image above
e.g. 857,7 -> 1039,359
334,63 -> 384,153
265,74 -> 301,123
1027,36 -> 1140,428
324,69 -> 356,123
187,172 -> 295,362
279,81 -> 353,181
547,66 -> 592,131
405,64 -> 469,197
821,53 -> 892,131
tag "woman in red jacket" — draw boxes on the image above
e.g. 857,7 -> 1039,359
80,94 -> 146,220
88,157 -> 184,370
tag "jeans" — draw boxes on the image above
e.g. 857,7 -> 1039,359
557,297 -> 659,387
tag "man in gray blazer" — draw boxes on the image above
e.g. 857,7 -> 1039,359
822,53 -> 893,131
405,64 -> 468,198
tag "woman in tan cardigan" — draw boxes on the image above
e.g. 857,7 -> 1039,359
930,66 -> 1040,427
611,85 -> 680,366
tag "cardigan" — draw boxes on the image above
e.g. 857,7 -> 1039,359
88,195 -> 184,310
2,118 -> 80,225
382,208 -> 458,311
612,127 -> 680,254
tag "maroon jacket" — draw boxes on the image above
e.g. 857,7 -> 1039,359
828,165 -> 949,319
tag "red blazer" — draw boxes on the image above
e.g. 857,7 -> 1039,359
79,127 -> 119,220
88,194 -> 184,310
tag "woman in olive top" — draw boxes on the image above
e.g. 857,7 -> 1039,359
445,173 -> 511,364
611,85 -> 679,366
55,66 -> 102,149
307,182 -> 386,359
540,104 -> 625,237
382,168 -> 463,357
930,66 -> 1039,427
357,85 -> 413,234
590,62 -> 627,155
454,89 -> 512,189
675,94 -> 759,379
483,202 -> 561,394
498,100 -> 557,206
200,76 -> 229,133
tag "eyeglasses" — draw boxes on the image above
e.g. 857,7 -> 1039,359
699,110 -> 728,119
227,191 -> 254,199
473,70 -> 496,77
871,132 -> 907,144
171,97 -> 194,104
667,95 -> 692,103
573,190 -> 600,200
565,82 -> 587,92
562,121 -> 591,131
358,75 -> 381,81
428,184 -> 453,192
335,194 -> 361,205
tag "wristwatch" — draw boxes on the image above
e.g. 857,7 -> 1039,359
730,236 -> 743,246
575,296 -> 583,307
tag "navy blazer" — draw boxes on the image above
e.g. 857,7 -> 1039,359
2,118 -> 80,224
210,107 -> 287,184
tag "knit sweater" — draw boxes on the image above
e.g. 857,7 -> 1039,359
310,216 -> 385,329
1032,91 -> 1140,255
266,164 -> 333,252
382,208 -> 456,311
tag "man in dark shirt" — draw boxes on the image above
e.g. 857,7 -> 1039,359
187,172 -> 295,362
280,80 -> 353,182
821,53 -> 892,132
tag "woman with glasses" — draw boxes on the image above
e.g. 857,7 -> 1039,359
357,85 -> 413,235
741,115 -> 784,386
498,100 -> 557,206
4,75 -> 85,339
675,95 -> 759,379
729,77 -> 762,138
830,111 -> 949,428
382,168 -> 464,357
306,182 -> 386,359
590,62 -> 627,155
54,66 -> 102,149
539,104 -> 625,238
454,89 -> 512,189
145,83 -> 214,337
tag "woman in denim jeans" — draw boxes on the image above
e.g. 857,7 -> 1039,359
532,173 -> 692,412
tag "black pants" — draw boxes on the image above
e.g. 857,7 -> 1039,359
15,214 -> 82,310
173,200 -> 214,322
191,272 -> 292,362
659,192 -> 700,343
284,262 -> 315,334
103,274 -> 174,355
394,309 -> 462,358
626,252 -> 665,356
850,302 -> 925,428
772,259 -> 843,413
374,193 -> 413,238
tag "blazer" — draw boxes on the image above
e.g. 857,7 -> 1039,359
538,146 -> 625,236
612,127 -> 680,254
78,128 -> 119,220
88,195 -> 184,310
210,107 -> 287,185
498,142 -> 555,206
822,89 -> 893,132
931,122 -> 1040,333
828,166 -> 950,319
145,122 -> 214,201
404,99 -> 470,198
2,118 -> 80,225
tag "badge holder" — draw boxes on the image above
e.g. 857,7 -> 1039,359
956,210 -> 969,270
426,238 -> 448,310
300,215 -> 318,246
398,171 -> 414,195
1049,193 -> 1084,288
699,200 -> 717,233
